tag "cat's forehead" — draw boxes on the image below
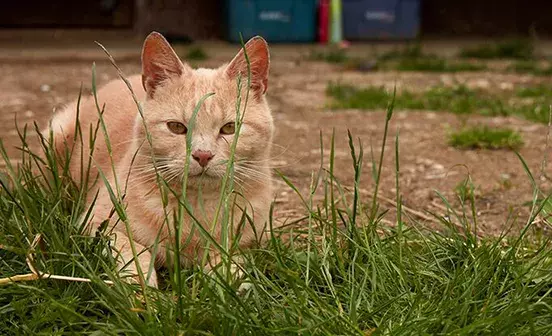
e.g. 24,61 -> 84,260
182,67 -> 235,94
193,67 -> 219,77
152,65 -> 251,119
164,68 -> 234,117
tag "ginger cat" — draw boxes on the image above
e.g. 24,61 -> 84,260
47,32 -> 274,287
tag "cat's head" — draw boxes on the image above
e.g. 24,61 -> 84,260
136,32 -> 273,189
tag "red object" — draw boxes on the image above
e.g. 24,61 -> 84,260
318,0 -> 329,43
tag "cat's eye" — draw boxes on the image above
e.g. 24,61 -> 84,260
220,122 -> 235,135
167,121 -> 187,134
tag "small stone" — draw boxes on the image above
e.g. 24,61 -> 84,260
24,110 -> 34,118
431,163 -> 445,171
40,84 -> 51,92
499,82 -> 514,90
473,79 -> 490,89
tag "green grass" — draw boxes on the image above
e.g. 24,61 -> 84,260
326,83 -> 423,110
327,82 -> 552,123
2,66 -> 552,335
508,61 -> 552,76
516,84 -> 552,98
454,177 -> 477,202
308,41 -> 552,75
327,83 -> 505,115
308,44 -> 485,73
308,48 -> 350,64
448,126 -> 524,150
392,57 -> 485,72
185,46 -> 208,61
460,39 -> 534,60
377,45 -> 485,72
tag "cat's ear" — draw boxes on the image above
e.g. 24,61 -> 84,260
141,32 -> 189,97
225,36 -> 270,97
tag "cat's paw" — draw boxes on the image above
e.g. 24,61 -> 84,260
120,269 -> 159,288
237,281 -> 253,294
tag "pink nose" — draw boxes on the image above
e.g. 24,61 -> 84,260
192,150 -> 214,167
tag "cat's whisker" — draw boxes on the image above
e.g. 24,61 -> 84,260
234,169 -> 277,185
111,138 -> 141,148
238,161 -> 288,169
126,165 -> 177,187
231,175 -> 253,191
130,167 -> 170,180
129,162 -> 168,173
132,155 -> 186,167
234,165 -> 273,178
126,178 -> 160,193
164,169 -> 184,186
129,172 -> 179,193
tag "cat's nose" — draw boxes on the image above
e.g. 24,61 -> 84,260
192,150 -> 214,167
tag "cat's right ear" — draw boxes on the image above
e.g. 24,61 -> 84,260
141,32 -> 189,97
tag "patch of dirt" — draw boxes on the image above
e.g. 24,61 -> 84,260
1,43 -> 551,236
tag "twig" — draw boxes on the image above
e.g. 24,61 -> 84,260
430,200 -> 450,213
377,194 -> 436,222
0,234 -> 114,286
535,106 -> 552,225
429,200 -> 486,237
539,105 -> 552,189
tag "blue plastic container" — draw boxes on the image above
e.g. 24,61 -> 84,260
342,0 -> 420,40
226,0 -> 318,43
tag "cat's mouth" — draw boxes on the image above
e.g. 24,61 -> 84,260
188,168 -> 219,179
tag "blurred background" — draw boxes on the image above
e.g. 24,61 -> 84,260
1,0 -> 552,233
2,0 -> 552,40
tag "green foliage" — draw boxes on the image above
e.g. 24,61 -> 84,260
377,43 -> 425,61
1,59 -> 552,336
308,48 -> 349,64
377,44 -> 485,72
508,61 -> 552,76
449,126 -> 524,150
460,39 -> 534,60
393,58 -> 485,72
185,46 -> 208,61
309,44 -> 485,73
516,84 -> 552,98
327,82 -> 552,124
454,177 -> 476,202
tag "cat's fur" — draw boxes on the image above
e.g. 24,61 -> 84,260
47,32 -> 274,287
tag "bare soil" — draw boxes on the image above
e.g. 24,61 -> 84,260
1,34 -> 551,236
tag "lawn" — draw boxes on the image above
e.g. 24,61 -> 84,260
1,39 -> 552,335
1,95 -> 551,335
326,82 -> 552,124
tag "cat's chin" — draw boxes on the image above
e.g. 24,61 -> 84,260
180,174 -> 221,192
185,170 -> 222,186
188,169 -> 220,179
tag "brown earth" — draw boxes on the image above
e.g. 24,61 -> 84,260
1,31 -> 551,236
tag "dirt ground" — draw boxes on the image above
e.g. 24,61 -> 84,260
1,30 -> 551,236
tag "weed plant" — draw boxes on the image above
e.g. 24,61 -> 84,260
449,126 -> 524,150
0,44 -> 552,336
327,82 -> 552,124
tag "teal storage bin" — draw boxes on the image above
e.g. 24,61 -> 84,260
226,0 -> 317,43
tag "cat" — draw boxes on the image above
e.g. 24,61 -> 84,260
47,32 -> 274,288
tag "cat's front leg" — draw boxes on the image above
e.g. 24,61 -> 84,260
112,232 -> 158,288
202,252 -> 251,293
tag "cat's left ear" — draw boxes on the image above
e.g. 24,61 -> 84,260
141,32 -> 190,97
225,36 -> 270,97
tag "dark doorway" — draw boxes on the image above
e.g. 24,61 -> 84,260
0,0 -> 134,28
